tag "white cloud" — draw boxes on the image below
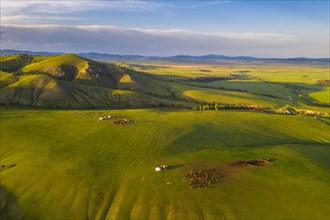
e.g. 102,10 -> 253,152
1,0 -> 228,13
2,24 -> 326,57
0,0 -> 231,25
176,0 -> 231,9
1,0 -> 170,13
0,0 -> 173,25
1,15 -> 89,25
4,24 -> 297,42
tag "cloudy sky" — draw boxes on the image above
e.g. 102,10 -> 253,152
1,0 -> 329,57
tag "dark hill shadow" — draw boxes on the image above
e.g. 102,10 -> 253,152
0,185 -> 25,220
167,164 -> 184,170
165,124 -> 303,155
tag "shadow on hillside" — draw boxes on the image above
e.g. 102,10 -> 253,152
316,118 -> 330,126
167,164 -> 185,170
0,185 -> 25,220
166,124 -> 303,155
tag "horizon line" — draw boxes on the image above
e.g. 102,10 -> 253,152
1,49 -> 330,60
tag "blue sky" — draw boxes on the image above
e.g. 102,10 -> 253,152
1,0 -> 329,57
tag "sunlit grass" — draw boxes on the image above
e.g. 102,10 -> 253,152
1,107 -> 329,219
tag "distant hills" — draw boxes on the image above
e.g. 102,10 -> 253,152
1,49 -> 329,63
1,50 -> 63,57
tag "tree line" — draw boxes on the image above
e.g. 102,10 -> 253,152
192,102 -> 330,119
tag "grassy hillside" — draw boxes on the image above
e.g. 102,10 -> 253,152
0,71 -> 18,88
21,54 -> 117,87
0,54 -> 48,72
1,107 -> 329,219
1,54 -> 329,113
0,74 -> 191,108
0,54 -> 188,108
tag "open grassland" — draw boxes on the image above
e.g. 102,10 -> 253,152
1,54 -> 329,114
309,87 -> 330,103
182,89 -> 276,106
127,62 -> 330,113
1,107 -> 329,220
135,64 -> 328,83
1,55 -> 329,219
131,64 -> 329,83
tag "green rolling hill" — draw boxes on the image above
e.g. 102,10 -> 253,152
20,54 -> 116,86
0,54 -> 48,72
0,54 -> 192,108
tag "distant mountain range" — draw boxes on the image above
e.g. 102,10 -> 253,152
1,49 -> 329,62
